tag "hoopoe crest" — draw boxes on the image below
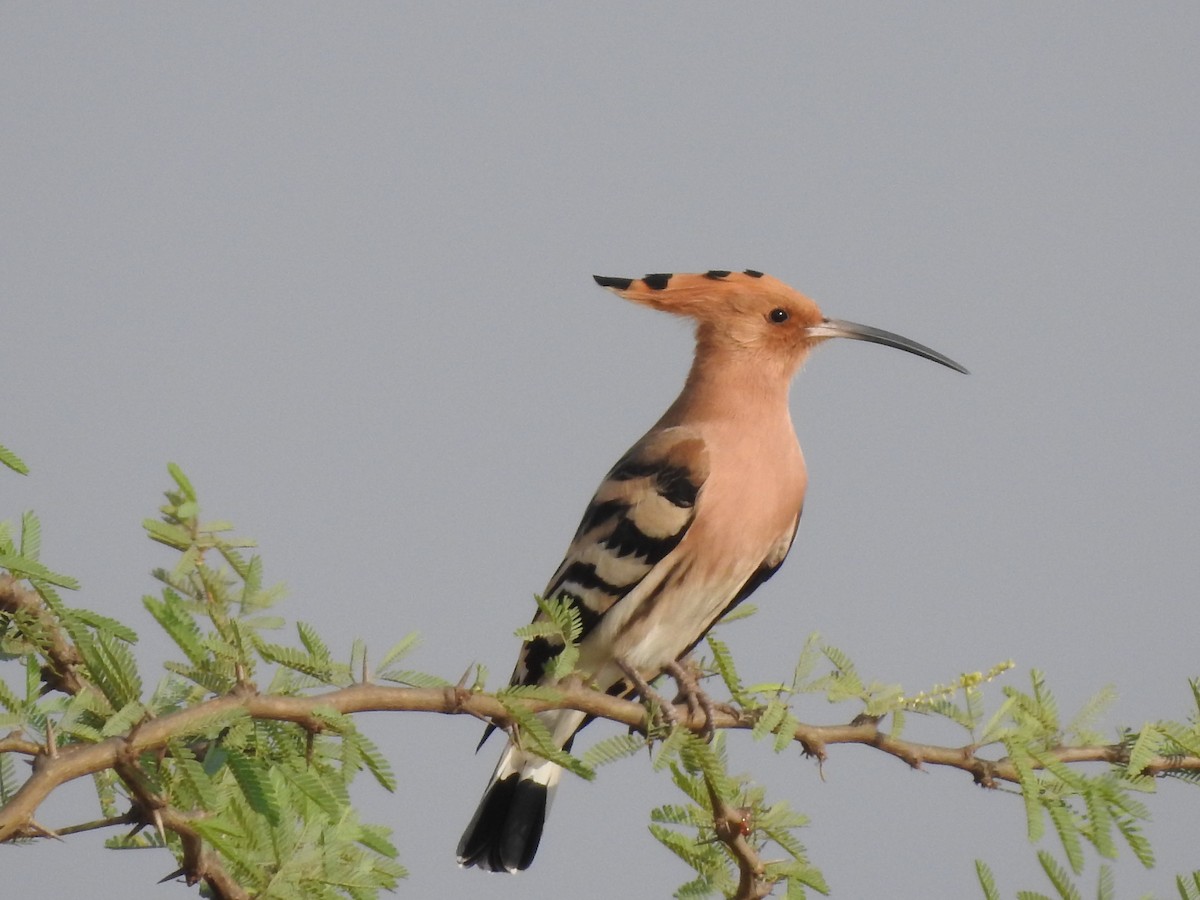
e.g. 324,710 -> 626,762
457,270 -> 966,873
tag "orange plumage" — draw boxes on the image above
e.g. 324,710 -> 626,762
457,271 -> 965,873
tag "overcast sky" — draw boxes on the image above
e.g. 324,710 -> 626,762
3,5 -> 1198,898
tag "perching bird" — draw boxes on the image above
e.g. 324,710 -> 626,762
457,270 -> 966,873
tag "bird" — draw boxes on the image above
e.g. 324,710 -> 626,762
457,269 -> 967,873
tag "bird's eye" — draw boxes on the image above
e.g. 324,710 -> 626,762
769,308 -> 789,324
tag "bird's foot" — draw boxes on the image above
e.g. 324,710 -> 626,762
665,658 -> 718,742
615,659 -> 680,733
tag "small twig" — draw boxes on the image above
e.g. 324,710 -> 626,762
702,773 -> 769,900
0,575 -> 87,695
54,811 -> 138,837
0,733 -> 41,756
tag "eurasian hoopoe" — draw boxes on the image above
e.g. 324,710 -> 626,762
457,270 -> 966,873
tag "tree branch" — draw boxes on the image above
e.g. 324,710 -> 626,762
4,679 -> 1196,845
0,575 -> 86,695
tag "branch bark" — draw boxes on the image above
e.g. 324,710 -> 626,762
4,679 -> 1197,845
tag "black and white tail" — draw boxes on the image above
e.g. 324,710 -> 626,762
457,709 -> 583,872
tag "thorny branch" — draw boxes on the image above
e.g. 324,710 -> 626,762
4,574 -> 1200,896
0,575 -> 246,897
3,678 -> 1197,841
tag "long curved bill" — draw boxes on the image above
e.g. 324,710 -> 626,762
806,318 -> 968,374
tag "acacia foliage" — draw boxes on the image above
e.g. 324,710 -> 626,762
1,447 -> 1198,899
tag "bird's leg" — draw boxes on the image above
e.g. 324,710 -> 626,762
616,659 -> 679,732
665,658 -> 718,743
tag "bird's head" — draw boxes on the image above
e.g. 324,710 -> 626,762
593,270 -> 967,376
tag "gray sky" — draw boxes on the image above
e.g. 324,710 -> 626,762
3,5 -> 1198,898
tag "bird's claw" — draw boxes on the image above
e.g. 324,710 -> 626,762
665,659 -> 718,742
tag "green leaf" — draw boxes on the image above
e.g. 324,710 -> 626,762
979,695 -> 1017,744
256,640 -> 334,682
70,608 -> 138,644
101,700 -> 147,737
19,512 -> 40,560
0,553 -> 80,589
226,751 -> 281,825
0,443 -> 30,475
648,822 -> 718,872
167,462 -> 197,502
546,641 -> 579,680
498,698 -> 593,780
377,633 -> 422,671
707,634 -> 745,702
580,732 -> 648,769
1159,720 -> 1200,759
1066,685 -> 1117,744
774,711 -> 801,753
298,620 -> 332,663
652,725 -> 693,772
377,669 -> 450,688
162,660 -> 235,695
1046,800 -> 1084,875
1115,814 -> 1155,868
350,730 -> 397,793
976,859 -> 1001,900
376,672 -> 448,691
188,813 -> 248,862
1083,783 -> 1117,859
142,519 -> 194,551
1012,754 -> 1045,842
752,697 -> 788,742
1126,724 -> 1164,778
512,621 -> 561,641
0,676 -> 24,714
144,594 -> 207,666
90,631 -> 144,708
1030,669 -> 1060,734
676,731 -> 733,800
1037,849 -> 1081,900
1,751 -> 21,804
715,602 -> 758,624
172,753 -> 223,811
354,822 -> 401,860
280,760 -> 343,818
1177,871 -> 1200,900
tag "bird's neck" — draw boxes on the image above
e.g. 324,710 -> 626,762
659,343 -> 797,429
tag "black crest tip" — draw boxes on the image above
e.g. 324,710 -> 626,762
642,273 -> 672,290
704,270 -> 732,279
743,269 -> 764,278
593,275 -> 633,290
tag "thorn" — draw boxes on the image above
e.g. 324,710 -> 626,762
455,664 -> 475,690
158,867 -> 187,885
152,808 -> 167,844
28,819 -> 63,841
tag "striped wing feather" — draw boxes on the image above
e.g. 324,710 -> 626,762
514,426 -> 709,687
